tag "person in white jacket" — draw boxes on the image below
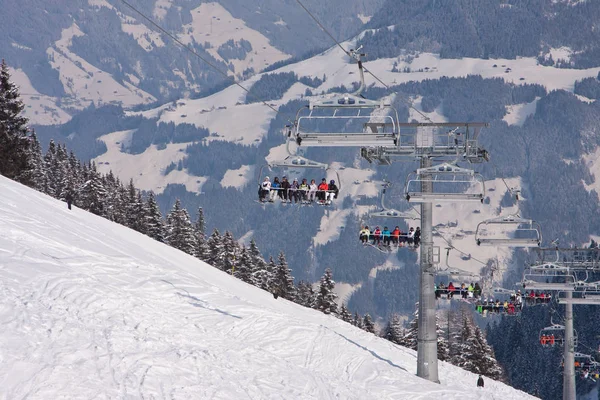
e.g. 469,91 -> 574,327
260,176 -> 271,202
308,179 -> 318,203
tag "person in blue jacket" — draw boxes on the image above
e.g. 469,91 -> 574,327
270,177 -> 281,202
382,226 -> 391,246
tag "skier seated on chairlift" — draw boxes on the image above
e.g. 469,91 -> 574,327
308,179 -> 318,203
474,283 -> 482,298
326,179 -> 339,204
407,227 -> 415,246
260,176 -> 271,202
270,177 -> 281,202
280,176 -> 291,202
289,178 -> 300,203
359,226 -> 371,243
447,282 -> 456,297
372,226 -> 382,245
413,227 -> 421,247
391,226 -> 401,245
299,178 -> 309,203
317,178 -> 329,202
382,226 -> 391,246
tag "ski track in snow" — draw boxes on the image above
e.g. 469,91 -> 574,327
0,176 -> 538,399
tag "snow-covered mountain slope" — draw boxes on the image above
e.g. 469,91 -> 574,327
0,175 -> 537,399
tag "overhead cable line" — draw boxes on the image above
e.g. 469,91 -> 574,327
292,0 -> 433,123
119,0 -> 287,120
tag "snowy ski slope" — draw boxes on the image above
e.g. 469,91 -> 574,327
0,176 -> 537,399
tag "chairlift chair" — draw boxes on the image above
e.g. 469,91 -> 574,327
475,287 -> 523,316
292,48 -> 400,148
370,181 -> 419,219
557,289 -> 600,305
475,214 -> 542,247
257,150 -> 341,204
405,162 -> 485,203
436,259 -> 481,301
539,322 -> 578,347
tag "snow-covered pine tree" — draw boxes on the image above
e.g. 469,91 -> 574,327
192,207 -> 208,260
260,256 -> 277,292
107,178 -> 128,225
125,179 -> 146,232
145,191 -> 165,242
338,304 -> 352,323
234,247 -> 255,284
398,309 -> 418,350
471,325 -> 504,379
51,143 -> 69,200
165,199 -> 196,256
27,132 -> 45,191
195,207 -> 205,236
382,314 -> 404,344
206,229 -> 224,268
0,59 -> 32,185
295,280 -> 316,308
449,308 -> 504,379
272,251 -> 296,301
362,314 -> 376,334
353,312 -> 364,329
247,239 -> 267,286
43,140 -> 57,196
131,191 -> 148,234
399,307 -> 449,361
315,268 -> 337,314
79,162 -> 107,216
221,231 -> 240,274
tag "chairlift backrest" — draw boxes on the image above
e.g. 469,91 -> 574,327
475,214 -> 542,247
405,162 -> 485,203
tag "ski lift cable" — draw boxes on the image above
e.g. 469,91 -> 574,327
407,205 -> 489,267
488,159 -> 516,197
119,0 -> 291,123
292,0 -> 434,124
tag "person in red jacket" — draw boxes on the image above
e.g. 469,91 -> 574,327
372,226 -> 382,245
391,226 -> 401,246
447,282 -> 456,298
317,178 -> 329,203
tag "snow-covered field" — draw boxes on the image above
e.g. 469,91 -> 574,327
503,98 -> 539,127
179,3 -> 289,77
45,23 -> 156,111
94,130 -> 207,194
7,68 -> 71,126
0,176 -> 539,400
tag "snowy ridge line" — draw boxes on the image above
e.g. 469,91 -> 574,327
0,175 -> 537,399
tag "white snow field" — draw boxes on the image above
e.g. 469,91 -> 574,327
0,176 -> 538,400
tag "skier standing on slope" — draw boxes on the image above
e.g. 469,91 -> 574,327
65,192 -> 74,210
477,375 -> 484,388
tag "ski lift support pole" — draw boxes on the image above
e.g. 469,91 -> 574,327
358,122 -> 489,383
528,247 -> 600,400
417,155 -> 438,382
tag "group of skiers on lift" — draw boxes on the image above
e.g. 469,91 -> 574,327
259,176 -> 339,205
524,290 -> 552,305
540,333 -> 560,346
435,282 -> 482,299
359,226 -> 421,248
475,291 -> 524,315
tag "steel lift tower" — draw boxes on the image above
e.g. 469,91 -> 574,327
523,248 -> 600,400
285,49 -> 490,383
294,108 -> 489,382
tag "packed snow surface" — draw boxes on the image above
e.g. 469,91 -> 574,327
0,176 -> 537,399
